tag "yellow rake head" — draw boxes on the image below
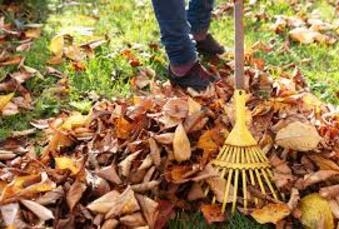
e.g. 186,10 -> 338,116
210,90 -> 279,214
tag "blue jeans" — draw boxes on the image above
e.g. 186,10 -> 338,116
151,0 -> 215,66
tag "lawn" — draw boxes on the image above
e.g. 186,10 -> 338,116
1,0 -> 339,227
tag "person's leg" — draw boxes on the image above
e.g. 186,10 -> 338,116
187,0 -> 214,40
151,0 -> 215,91
151,0 -> 197,73
187,0 -> 224,55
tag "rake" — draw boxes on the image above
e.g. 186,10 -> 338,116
209,0 -> 279,214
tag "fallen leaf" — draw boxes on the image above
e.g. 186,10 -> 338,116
105,186 -> 140,219
0,56 -> 22,66
300,193 -> 334,229
153,133 -> 174,145
173,123 -> 191,162
188,182 -> 205,201
66,179 -> 87,211
118,150 -> 141,177
309,155 -> 339,172
131,180 -> 160,193
275,121 -> 321,151
320,185 -> 339,199
303,170 -> 339,189
115,117 -> 133,139
154,200 -> 174,229
36,186 -> 65,205
148,138 -> 161,166
87,190 -> 120,214
136,195 -> 159,229
200,204 -> 226,224
289,27 -> 331,44
102,219 -> 119,229
96,165 -> 122,184
49,35 -> 64,56
54,157 -> 81,175
187,97 -> 201,115
251,203 -> 291,224
0,93 -> 14,111
163,98 -> 188,119
61,113 -> 91,130
20,199 -> 54,221
0,203 -> 19,228
120,212 -> 147,227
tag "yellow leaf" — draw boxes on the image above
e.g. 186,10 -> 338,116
173,123 -> 191,162
275,121 -> 321,151
49,35 -> 64,56
300,193 -> 334,229
0,93 -> 14,111
251,203 -> 291,224
55,157 -> 80,174
61,113 -> 91,130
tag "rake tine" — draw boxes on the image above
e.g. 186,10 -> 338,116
250,148 -> 279,200
222,149 -> 237,212
241,149 -> 248,211
231,147 -> 241,213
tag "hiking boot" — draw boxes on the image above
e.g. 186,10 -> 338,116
168,62 -> 215,91
196,33 -> 225,55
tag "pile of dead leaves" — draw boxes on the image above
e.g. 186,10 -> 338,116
0,51 -> 339,228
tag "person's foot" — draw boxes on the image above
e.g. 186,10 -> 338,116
168,62 -> 216,91
196,33 -> 225,55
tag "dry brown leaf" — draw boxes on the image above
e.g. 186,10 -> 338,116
153,133 -> 174,145
289,27 -> 330,44
251,203 -> 291,224
136,194 -> 159,229
287,188 -> 300,210
163,98 -> 188,119
20,199 -> 54,221
0,56 -> 23,66
200,204 -> 226,224
131,180 -> 160,193
300,193 -> 334,229
187,97 -> 201,115
102,219 -> 119,229
120,212 -> 147,227
105,186 -> 140,219
138,154 -> 153,171
303,170 -> 339,189
36,186 -> 65,205
275,121 -> 321,151
320,185 -> 339,199
66,179 -> 87,211
87,190 -> 120,214
173,123 -> 191,162
0,203 -> 19,228
118,150 -> 141,177
96,165 -> 122,185
148,138 -> 161,166
187,182 -> 205,201
328,199 -> 339,219
309,155 -> 339,172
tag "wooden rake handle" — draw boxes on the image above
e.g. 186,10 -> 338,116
234,0 -> 245,90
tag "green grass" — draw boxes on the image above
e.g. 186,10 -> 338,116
169,212 -> 273,229
1,0 -> 339,226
